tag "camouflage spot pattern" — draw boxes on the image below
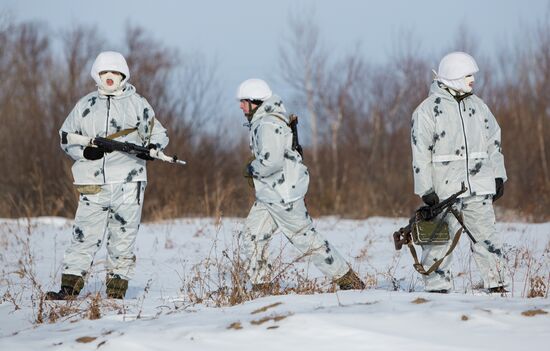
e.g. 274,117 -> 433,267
470,162 -> 483,176
74,226 -> 85,243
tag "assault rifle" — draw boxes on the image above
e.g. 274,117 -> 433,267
61,132 -> 186,165
288,114 -> 304,158
392,184 -> 476,275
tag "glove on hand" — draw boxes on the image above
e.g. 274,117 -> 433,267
83,146 -> 106,160
243,157 -> 255,188
493,178 -> 504,202
136,144 -> 157,161
421,191 -> 440,207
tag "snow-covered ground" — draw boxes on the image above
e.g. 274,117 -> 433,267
0,216 -> 549,350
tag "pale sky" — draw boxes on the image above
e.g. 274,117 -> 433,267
3,0 -> 550,111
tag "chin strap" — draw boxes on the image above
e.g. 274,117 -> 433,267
245,100 -> 262,121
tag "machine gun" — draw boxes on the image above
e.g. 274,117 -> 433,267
392,184 -> 476,275
61,132 -> 186,166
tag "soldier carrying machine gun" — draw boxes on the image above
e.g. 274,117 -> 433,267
393,184 -> 476,275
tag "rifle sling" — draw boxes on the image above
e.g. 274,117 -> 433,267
270,113 -> 292,127
451,207 -> 477,244
106,128 -> 137,140
270,113 -> 303,156
409,227 -> 462,275
403,187 -> 473,276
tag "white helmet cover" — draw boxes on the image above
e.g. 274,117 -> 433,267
236,78 -> 272,101
437,51 -> 479,80
90,51 -> 130,87
436,52 -> 479,92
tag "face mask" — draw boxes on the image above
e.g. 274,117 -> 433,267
439,74 -> 475,94
463,75 -> 475,93
99,71 -> 123,94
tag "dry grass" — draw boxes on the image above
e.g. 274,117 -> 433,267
76,336 -> 97,343
0,220 -> 143,324
1,213 -> 549,326
521,309 -> 548,317
179,226 -> 366,308
527,276 -> 548,298
250,313 -> 292,325
411,297 -> 429,304
251,302 -> 283,315
505,239 -> 550,298
227,322 -> 243,330
87,293 -> 102,320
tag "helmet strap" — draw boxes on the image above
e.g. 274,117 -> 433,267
245,100 -> 262,121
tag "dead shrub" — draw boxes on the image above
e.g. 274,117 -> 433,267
87,293 -> 102,320
527,276 -> 548,298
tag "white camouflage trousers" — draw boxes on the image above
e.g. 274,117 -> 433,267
421,195 -> 508,291
240,199 -> 349,285
63,181 -> 146,281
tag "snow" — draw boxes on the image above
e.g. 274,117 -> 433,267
0,216 -> 549,350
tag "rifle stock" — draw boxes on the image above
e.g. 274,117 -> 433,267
64,132 -> 93,146
393,225 -> 412,250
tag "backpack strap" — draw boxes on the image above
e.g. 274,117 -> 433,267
268,112 -> 290,126
267,113 -> 303,158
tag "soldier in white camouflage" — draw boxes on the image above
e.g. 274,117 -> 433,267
46,51 -> 169,300
237,78 -> 364,291
411,52 -> 508,293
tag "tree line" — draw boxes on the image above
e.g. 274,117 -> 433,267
0,13 -> 548,221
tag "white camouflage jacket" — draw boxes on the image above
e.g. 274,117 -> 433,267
59,84 -> 169,185
411,81 -> 507,200
248,95 -> 309,204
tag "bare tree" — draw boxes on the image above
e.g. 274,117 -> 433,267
317,52 -> 367,212
278,11 -> 327,192
1,13 -> 549,221
123,24 -> 179,114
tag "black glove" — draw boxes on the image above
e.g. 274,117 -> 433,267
136,144 -> 157,161
493,178 -> 504,202
246,163 -> 254,177
421,191 -> 440,206
243,157 -> 255,188
83,146 -> 106,160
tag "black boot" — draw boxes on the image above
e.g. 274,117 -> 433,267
334,269 -> 366,290
106,274 -> 128,299
488,286 -> 508,293
45,274 -> 84,300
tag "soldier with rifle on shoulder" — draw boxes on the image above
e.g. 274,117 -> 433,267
237,78 -> 364,292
